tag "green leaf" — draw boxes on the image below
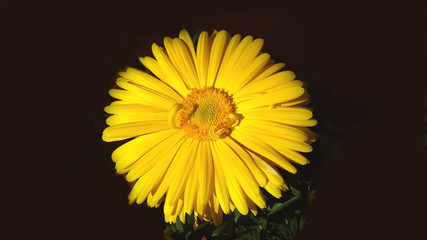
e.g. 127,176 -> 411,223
184,231 -> 192,240
247,210 -> 256,219
212,222 -> 229,237
239,225 -> 247,231
175,217 -> 184,234
301,178 -> 313,186
234,210 -> 240,223
249,231 -> 258,240
194,221 -> 210,232
260,218 -> 267,230
271,202 -> 282,211
189,221 -> 210,240
238,232 -> 251,240
267,196 -> 300,217
185,212 -> 195,225
269,222 -> 284,235
290,186 -> 301,197
290,217 -> 298,234
166,224 -> 175,235
254,227 -> 261,240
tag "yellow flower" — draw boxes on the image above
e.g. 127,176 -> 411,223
102,30 -> 317,225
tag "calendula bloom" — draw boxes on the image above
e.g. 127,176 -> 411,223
102,29 -> 317,225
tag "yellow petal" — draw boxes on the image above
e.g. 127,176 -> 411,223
135,170 -> 160,204
239,119 -> 309,142
237,87 -> 305,110
165,139 -> 198,208
238,126 -> 313,153
112,85 -> 169,108
139,57 -> 171,89
227,53 -> 271,94
106,112 -> 168,126
209,194 -> 223,226
223,38 -> 264,90
229,202 -> 236,212
164,202 -> 174,220
209,141 -> 231,214
216,140 -> 266,209
274,147 -> 309,165
111,79 -> 175,109
215,34 -> 242,88
183,142 -> 201,214
175,198 -> 185,222
118,67 -> 182,102
102,121 -> 170,142
111,128 -> 176,169
196,141 -> 214,216
196,31 -> 210,87
278,92 -> 310,107
179,29 -> 197,63
217,35 -> 253,88
174,38 -> 199,88
223,137 -> 267,187
146,192 -> 162,208
249,117 -> 317,127
249,152 -> 285,187
264,182 -> 283,198
110,134 -> 145,163
231,129 -> 297,174
165,197 -> 184,223
128,176 -> 144,204
244,193 -> 259,215
294,126 -> 319,143
247,62 -> 286,88
109,100 -> 131,105
104,103 -> 166,115
151,43 -> 189,95
164,37 -> 198,89
268,79 -> 304,92
125,131 -> 186,181
150,136 -> 189,205
178,200 -> 187,224
206,30 -> 229,87
215,140 -> 260,195
139,56 -> 189,97
235,71 -> 296,98
108,89 -> 144,105
212,141 -> 249,215
243,106 -> 313,120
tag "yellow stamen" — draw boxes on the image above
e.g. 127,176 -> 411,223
176,87 -> 241,141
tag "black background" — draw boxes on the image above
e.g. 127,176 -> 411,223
2,1 -> 425,239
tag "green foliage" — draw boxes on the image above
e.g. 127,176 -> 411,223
164,176 -> 315,240
211,222 -> 229,237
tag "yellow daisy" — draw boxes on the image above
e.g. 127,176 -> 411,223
102,29 -> 317,226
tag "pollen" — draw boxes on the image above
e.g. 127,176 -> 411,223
173,87 -> 241,141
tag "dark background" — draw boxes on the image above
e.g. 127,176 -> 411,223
2,0 -> 425,239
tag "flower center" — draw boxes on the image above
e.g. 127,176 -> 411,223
169,87 -> 241,141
